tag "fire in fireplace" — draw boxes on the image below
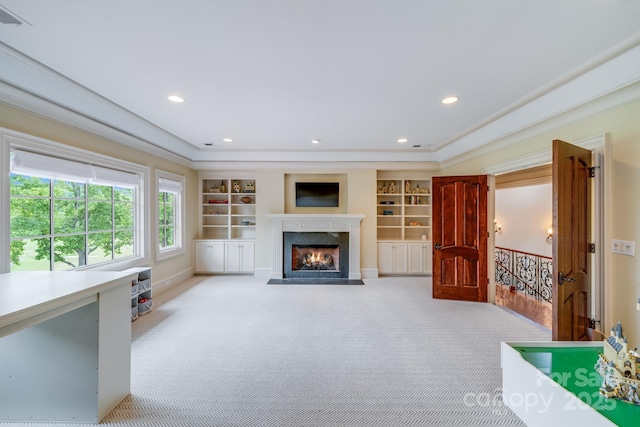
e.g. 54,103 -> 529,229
283,232 -> 349,279
292,245 -> 340,271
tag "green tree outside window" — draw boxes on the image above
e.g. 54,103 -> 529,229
9,174 -> 135,271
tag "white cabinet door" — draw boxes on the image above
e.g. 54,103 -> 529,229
408,242 -> 432,274
225,241 -> 255,272
423,241 -> 432,274
194,241 -> 224,273
194,241 -> 210,272
239,241 -> 255,272
378,242 -> 408,273
209,242 -> 225,272
378,243 -> 395,273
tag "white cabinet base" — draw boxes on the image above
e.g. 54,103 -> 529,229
195,240 -> 255,274
378,241 -> 432,275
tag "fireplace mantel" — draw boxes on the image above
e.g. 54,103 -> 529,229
268,214 -> 364,280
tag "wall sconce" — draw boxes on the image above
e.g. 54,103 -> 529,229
546,227 -> 553,245
494,220 -> 502,234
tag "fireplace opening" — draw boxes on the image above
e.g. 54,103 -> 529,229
292,245 -> 340,271
283,231 -> 349,279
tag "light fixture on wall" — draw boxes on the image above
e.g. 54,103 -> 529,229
494,220 -> 502,234
546,227 -> 553,245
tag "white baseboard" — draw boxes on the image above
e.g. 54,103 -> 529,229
253,268 -> 272,281
152,267 -> 194,296
361,268 -> 379,279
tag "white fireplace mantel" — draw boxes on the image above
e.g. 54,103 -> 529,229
267,214 -> 365,280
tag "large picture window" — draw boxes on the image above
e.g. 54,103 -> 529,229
9,148 -> 144,271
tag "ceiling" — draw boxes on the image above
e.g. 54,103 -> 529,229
1,1 -> 640,165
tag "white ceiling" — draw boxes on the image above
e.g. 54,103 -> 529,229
1,1 -> 640,164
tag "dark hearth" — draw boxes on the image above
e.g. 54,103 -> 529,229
283,232 -> 349,279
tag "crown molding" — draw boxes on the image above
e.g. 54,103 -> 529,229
189,160 -> 442,171
437,42 -> 640,166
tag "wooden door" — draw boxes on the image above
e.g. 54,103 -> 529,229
432,175 -> 488,302
552,140 -> 592,341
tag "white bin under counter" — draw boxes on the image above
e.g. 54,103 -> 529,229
0,270 -> 138,423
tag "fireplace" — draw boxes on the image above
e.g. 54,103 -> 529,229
283,232 -> 348,278
268,214 -> 364,280
292,245 -> 339,271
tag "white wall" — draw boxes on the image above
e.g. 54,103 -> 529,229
495,184 -> 552,258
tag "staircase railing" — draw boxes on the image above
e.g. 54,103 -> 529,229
495,246 -> 553,303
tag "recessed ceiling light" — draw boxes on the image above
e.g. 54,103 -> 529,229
312,139 -> 320,144
168,95 -> 184,103
397,138 -> 408,143
441,96 -> 459,105
223,138 -> 233,143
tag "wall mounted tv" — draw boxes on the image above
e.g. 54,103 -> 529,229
295,182 -> 340,207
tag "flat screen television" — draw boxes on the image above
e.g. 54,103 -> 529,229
295,182 -> 339,207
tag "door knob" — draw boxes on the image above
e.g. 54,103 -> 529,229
558,271 -> 575,285
434,243 -> 442,250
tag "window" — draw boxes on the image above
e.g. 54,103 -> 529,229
156,170 -> 185,260
8,146 -> 145,271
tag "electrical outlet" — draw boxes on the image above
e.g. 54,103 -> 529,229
612,239 -> 635,256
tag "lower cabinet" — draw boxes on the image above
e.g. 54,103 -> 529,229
378,242 -> 408,274
378,241 -> 432,275
408,242 -> 433,274
195,240 -> 254,274
224,241 -> 255,273
195,241 -> 225,273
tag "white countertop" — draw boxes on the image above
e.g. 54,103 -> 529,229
0,270 -> 137,337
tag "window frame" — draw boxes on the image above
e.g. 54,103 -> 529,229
156,169 -> 185,261
1,130 -> 149,273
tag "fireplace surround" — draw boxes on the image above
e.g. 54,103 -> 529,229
268,214 -> 364,280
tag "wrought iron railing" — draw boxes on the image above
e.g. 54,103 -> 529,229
495,246 -> 553,303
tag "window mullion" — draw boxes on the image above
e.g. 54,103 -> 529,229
112,188 -> 115,260
85,183 -> 89,266
49,180 -> 54,271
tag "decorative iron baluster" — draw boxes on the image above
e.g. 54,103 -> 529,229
495,247 -> 552,303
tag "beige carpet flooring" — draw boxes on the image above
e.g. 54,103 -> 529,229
19,275 -> 551,426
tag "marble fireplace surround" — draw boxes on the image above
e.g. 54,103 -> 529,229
267,214 -> 365,280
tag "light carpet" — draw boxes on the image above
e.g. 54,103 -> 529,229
26,276 -> 551,426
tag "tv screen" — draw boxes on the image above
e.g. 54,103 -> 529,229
295,182 -> 339,207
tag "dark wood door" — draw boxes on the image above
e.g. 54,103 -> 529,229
432,175 -> 488,302
552,140 -> 592,341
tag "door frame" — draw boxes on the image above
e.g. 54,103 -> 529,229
481,134 -> 610,333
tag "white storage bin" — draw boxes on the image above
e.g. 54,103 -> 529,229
138,278 -> 151,292
138,298 -> 152,316
131,306 -> 138,321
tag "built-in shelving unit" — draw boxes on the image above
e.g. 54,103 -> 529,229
125,267 -> 152,321
376,174 -> 432,275
200,176 -> 256,240
376,177 -> 431,241
197,174 -> 256,275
